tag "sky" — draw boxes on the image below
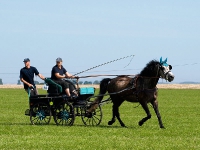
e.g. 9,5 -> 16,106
0,1 -> 200,84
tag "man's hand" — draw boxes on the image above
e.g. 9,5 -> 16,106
74,76 -> 79,79
28,84 -> 34,90
28,84 -> 33,87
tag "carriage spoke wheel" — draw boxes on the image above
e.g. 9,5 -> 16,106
81,104 -> 102,126
30,102 -> 51,125
53,101 -> 75,126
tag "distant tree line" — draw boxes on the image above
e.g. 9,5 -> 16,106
0,78 -> 100,85
17,80 -> 21,85
16,79 -> 100,85
0,78 -> 3,85
70,80 -> 100,85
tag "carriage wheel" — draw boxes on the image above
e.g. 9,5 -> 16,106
81,104 -> 102,126
30,102 -> 51,125
53,101 -> 75,126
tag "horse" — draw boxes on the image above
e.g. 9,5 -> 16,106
90,57 -> 174,128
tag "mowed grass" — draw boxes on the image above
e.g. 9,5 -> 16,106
0,88 -> 200,150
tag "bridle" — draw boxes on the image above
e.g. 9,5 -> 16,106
159,64 -> 172,81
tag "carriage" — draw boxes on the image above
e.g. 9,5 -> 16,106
25,78 -> 108,126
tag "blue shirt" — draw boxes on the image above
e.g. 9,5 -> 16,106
51,65 -> 67,80
20,66 -> 39,89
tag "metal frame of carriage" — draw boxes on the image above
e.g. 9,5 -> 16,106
25,78 -> 112,126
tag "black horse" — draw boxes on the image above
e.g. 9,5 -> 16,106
90,57 -> 174,128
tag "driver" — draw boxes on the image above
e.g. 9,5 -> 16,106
51,57 -> 78,98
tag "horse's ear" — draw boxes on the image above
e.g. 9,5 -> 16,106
164,58 -> 167,63
160,57 -> 163,63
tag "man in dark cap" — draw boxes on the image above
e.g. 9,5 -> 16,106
20,58 -> 45,95
51,57 -> 78,98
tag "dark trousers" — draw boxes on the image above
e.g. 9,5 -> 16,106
53,80 -> 76,93
25,88 -> 38,96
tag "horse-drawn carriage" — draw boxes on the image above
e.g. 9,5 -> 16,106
25,78 -> 105,126
25,57 -> 175,128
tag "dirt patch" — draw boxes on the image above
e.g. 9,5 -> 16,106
0,84 -> 200,89
157,84 -> 200,89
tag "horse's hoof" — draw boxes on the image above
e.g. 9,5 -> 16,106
108,121 -> 114,125
121,124 -> 127,128
138,121 -> 143,126
160,126 -> 165,129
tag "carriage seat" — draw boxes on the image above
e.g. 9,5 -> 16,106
44,78 -> 64,96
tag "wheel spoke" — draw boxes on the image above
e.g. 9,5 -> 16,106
85,117 -> 90,124
93,115 -> 100,121
92,117 -> 97,125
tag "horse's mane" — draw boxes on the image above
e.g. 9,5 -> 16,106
139,60 -> 160,77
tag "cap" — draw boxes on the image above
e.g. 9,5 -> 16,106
23,58 -> 30,62
56,57 -> 62,62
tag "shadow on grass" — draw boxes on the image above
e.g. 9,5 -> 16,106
0,121 -> 139,129
71,124 -> 137,129
0,122 -> 32,126
0,122 -> 58,126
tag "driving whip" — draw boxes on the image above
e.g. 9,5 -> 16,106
73,54 -> 135,76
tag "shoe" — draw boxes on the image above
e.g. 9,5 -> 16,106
66,96 -> 74,102
67,95 -> 78,102
71,95 -> 78,99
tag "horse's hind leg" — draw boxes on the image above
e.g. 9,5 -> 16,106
108,104 -> 116,126
151,100 -> 165,128
139,102 -> 151,126
108,99 -> 126,127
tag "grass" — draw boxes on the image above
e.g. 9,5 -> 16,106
0,88 -> 200,150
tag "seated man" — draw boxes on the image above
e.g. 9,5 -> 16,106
51,57 -> 78,98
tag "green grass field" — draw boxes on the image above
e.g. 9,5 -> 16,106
0,88 -> 200,150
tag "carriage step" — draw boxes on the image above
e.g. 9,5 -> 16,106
73,100 -> 86,105
74,102 -> 86,106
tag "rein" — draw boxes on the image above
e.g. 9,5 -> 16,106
78,74 -> 136,78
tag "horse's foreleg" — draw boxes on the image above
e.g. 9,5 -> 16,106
151,100 -> 165,129
139,102 -> 151,126
108,100 -> 126,127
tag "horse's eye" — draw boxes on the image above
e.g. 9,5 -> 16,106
169,65 -> 172,70
160,66 -> 164,70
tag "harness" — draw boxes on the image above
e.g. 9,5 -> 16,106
91,65 -> 161,102
127,64 -> 160,102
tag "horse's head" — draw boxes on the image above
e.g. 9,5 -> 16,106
159,57 -> 174,82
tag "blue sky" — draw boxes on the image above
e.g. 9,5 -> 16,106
0,1 -> 200,84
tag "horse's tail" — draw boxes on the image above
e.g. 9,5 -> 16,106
97,78 -> 112,103
87,78 -> 111,113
